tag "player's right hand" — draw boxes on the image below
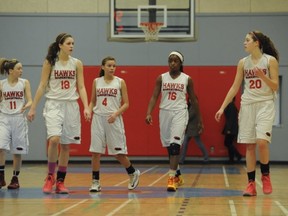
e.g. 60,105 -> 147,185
215,109 -> 223,122
145,114 -> 153,125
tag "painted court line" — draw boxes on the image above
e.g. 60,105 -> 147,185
229,200 -> 237,216
222,166 -> 230,187
148,172 -> 169,186
275,201 -> 288,216
50,199 -> 88,216
114,165 -> 159,186
106,199 -> 132,216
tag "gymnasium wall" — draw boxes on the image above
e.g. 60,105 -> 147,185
0,12 -> 287,161
70,65 -> 243,158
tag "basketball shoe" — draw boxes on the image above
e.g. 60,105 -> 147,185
128,169 -> 140,190
55,179 -> 69,194
243,181 -> 257,196
167,176 -> 177,192
174,175 -> 184,187
7,176 -> 20,189
89,179 -> 101,192
43,174 -> 55,194
261,174 -> 272,194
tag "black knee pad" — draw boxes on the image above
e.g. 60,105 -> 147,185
169,143 -> 180,155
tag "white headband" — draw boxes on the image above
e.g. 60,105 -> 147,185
168,51 -> 184,63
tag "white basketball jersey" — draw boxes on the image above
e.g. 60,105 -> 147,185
0,78 -> 26,114
241,54 -> 274,105
45,56 -> 79,100
93,76 -> 122,116
160,72 -> 188,110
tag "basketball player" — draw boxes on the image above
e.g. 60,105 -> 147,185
0,58 -> 32,189
27,33 -> 91,194
89,56 -> 140,192
215,31 -> 279,196
145,51 -> 200,192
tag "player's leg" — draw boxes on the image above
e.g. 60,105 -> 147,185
8,115 -> 29,189
7,154 -> 21,189
238,103 -> 257,196
89,115 -> 106,192
0,114 -> 10,188
256,100 -> 275,195
43,100 -> 64,194
107,116 -> 140,190
90,152 -> 102,192
0,150 -> 6,189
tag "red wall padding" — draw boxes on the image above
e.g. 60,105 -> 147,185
70,66 -> 245,157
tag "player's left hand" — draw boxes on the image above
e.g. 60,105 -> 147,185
254,67 -> 265,79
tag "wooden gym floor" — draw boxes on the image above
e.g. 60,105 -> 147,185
0,162 -> 288,216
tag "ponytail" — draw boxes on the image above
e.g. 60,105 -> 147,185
251,31 -> 279,62
0,58 -> 20,75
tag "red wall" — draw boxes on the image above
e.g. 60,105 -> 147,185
70,66 -> 245,157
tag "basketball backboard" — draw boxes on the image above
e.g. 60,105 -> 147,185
109,0 -> 195,42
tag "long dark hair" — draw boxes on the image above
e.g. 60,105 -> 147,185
250,31 -> 279,62
99,56 -> 116,77
0,58 -> 20,75
46,33 -> 73,66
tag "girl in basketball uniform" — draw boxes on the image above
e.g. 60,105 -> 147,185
88,56 -> 140,192
215,31 -> 279,196
27,33 -> 91,194
0,58 -> 32,189
145,51 -> 200,192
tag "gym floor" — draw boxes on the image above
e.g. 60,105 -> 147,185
0,162 -> 287,216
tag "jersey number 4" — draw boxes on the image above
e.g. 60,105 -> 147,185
102,98 -> 107,106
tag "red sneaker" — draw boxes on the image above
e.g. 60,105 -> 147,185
55,179 -> 69,194
261,174 -> 272,194
0,173 -> 6,189
243,181 -> 257,196
7,176 -> 20,189
43,175 -> 55,194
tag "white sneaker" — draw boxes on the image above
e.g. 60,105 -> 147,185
89,180 -> 101,192
128,169 -> 140,190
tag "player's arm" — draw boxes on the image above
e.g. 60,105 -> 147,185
27,60 -> 51,121
215,58 -> 244,122
76,59 -> 91,121
22,79 -> 33,112
145,75 -> 162,125
117,79 -> 129,115
89,79 -> 96,113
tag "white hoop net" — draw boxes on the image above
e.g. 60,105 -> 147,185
140,22 -> 163,42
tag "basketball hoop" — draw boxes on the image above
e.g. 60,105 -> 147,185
140,22 -> 163,42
